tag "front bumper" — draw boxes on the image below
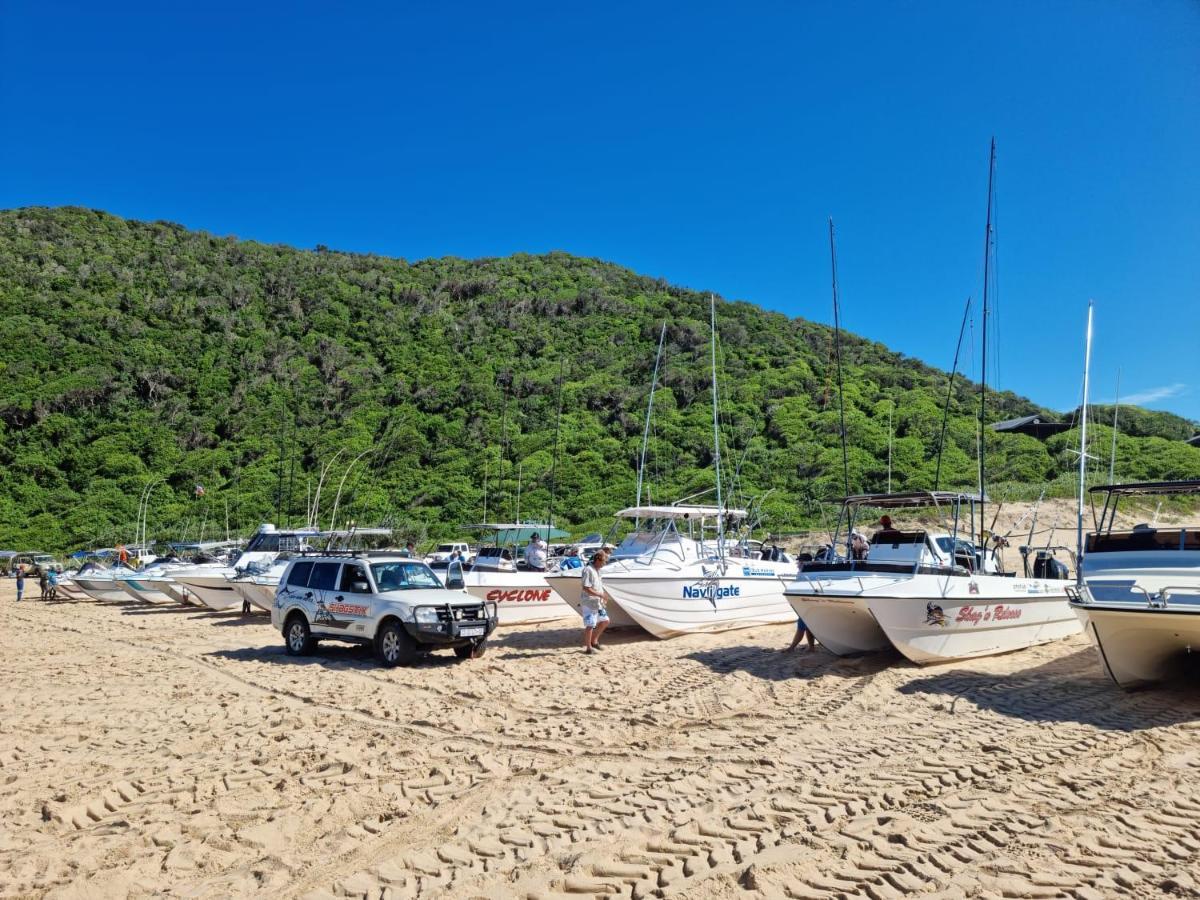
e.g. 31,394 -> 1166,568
403,601 -> 498,645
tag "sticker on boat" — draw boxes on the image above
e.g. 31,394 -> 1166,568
486,589 -> 552,603
683,584 -> 741,600
925,602 -> 947,627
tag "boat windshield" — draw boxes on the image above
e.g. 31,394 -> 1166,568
475,547 -> 512,560
370,561 -> 443,591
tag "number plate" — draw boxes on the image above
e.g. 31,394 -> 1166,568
459,626 -> 485,637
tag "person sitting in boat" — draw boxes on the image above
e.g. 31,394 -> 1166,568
524,533 -> 548,572
849,530 -> 870,561
873,515 -> 902,545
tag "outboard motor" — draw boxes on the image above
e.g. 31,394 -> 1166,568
1032,550 -> 1069,580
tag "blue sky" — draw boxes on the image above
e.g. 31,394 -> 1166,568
2,1 -> 1197,420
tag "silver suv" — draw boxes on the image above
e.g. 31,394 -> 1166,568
271,553 -> 496,666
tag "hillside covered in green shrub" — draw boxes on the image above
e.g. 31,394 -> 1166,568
1,207 -> 1197,552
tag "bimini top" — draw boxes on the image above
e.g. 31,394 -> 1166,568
840,490 -> 987,509
463,523 -> 571,541
615,505 -> 749,520
1089,480 -> 1200,497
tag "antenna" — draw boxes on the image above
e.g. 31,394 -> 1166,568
886,401 -> 894,493
979,137 -> 996,539
710,294 -> 725,556
935,297 -> 972,489
1075,300 -> 1094,584
829,218 -> 850,497
636,323 -> 668,517
547,357 -> 566,530
1109,367 -> 1121,483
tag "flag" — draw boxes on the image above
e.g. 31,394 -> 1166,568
194,484 -> 206,497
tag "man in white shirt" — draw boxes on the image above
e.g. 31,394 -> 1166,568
524,533 -> 548,571
579,550 -> 611,653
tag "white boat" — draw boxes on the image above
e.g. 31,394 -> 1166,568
548,505 -> 797,639
116,574 -> 176,605
173,524 -> 321,611
230,559 -> 290,613
73,565 -> 140,603
460,523 -> 577,624
785,491 -> 1078,664
1069,480 -> 1200,688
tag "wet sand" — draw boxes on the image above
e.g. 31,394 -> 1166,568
2,577 -> 1198,899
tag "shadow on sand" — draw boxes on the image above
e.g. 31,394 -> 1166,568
685,643 -> 901,682
209,642 -> 467,671
897,646 -> 1200,731
489,624 -> 653,659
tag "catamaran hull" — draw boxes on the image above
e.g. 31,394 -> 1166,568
232,581 -> 277,613
599,574 -> 796,639
785,593 -> 892,655
174,575 -> 243,611
144,577 -> 196,605
72,578 -> 134,603
118,578 -> 177,605
544,571 -> 640,628
54,580 -> 91,601
785,571 -> 1076,663
865,589 -> 1077,664
462,572 -> 575,624
1073,603 -> 1200,688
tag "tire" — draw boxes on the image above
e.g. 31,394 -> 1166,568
455,640 -> 485,660
284,613 -> 315,656
375,620 -> 417,667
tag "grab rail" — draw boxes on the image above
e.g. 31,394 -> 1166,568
1158,586 -> 1200,608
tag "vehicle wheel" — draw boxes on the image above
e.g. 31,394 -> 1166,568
455,641 -> 485,660
376,620 -> 417,667
284,614 -> 315,656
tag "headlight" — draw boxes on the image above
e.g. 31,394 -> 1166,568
414,607 -> 440,624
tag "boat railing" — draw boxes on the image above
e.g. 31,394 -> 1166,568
1158,586 -> 1200,608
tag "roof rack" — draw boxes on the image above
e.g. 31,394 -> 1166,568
294,550 -> 414,559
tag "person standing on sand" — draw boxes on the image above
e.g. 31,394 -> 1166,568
579,550 -> 612,654
782,616 -> 816,653
15,565 -> 25,602
37,566 -> 49,600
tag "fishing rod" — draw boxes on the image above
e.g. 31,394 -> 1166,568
636,323 -> 667,519
547,356 -> 566,530
829,218 -> 850,497
979,138 -> 996,544
934,297 -> 972,490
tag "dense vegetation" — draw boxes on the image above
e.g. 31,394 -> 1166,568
1,207 -> 1197,553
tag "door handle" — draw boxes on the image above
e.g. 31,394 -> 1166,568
335,595 -> 344,602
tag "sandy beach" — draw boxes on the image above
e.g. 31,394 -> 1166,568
2,576 -> 1198,899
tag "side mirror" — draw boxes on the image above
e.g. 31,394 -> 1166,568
445,561 -> 465,591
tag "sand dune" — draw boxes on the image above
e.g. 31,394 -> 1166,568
1,577 -> 1198,899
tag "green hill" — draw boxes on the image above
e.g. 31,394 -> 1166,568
1,207 -> 1197,553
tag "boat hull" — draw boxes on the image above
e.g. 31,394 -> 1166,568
173,574 -> 242,611
865,588 -> 1077,664
462,571 -> 575,624
118,577 -> 176,605
597,565 -> 797,639
232,580 -> 277,613
72,578 -> 134,603
784,593 -> 891,655
544,571 -> 639,628
145,577 -> 197,605
1073,603 -> 1200,688
785,569 -> 1077,663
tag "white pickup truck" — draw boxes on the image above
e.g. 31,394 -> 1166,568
271,553 -> 496,666
423,542 -> 473,569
